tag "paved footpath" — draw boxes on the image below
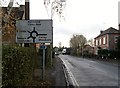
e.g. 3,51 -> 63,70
51,56 -> 66,87
33,55 -> 67,87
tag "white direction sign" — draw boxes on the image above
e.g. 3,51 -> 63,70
16,20 -> 53,43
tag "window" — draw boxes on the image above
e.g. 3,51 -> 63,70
96,39 -> 98,45
103,37 -> 106,44
99,38 -> 101,45
114,36 -> 118,43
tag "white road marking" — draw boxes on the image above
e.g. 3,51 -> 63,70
60,57 -> 79,87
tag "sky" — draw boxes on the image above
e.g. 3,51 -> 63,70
50,0 -> 119,47
1,0 -> 119,47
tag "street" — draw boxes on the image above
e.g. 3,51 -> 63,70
58,55 -> 118,87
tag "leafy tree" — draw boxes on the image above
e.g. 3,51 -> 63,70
70,34 -> 87,56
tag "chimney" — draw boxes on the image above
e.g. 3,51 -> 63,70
100,30 -> 103,34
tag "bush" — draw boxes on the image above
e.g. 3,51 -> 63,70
83,50 -> 94,58
108,49 -> 120,59
2,44 -> 35,86
39,45 -> 52,68
98,49 -> 120,59
98,49 -> 108,56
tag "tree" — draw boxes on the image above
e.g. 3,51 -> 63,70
70,34 -> 87,56
1,6 -> 24,43
0,0 -> 23,7
87,38 -> 94,47
44,0 -> 66,19
0,0 -> 66,18
58,41 -> 62,48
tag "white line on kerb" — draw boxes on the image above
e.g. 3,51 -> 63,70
60,57 -> 79,87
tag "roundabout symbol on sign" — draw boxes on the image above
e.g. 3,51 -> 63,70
27,27 -> 38,42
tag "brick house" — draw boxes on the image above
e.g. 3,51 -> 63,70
83,44 -> 94,57
94,27 -> 120,55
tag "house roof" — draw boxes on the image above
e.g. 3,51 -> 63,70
95,27 -> 120,39
84,44 -> 94,48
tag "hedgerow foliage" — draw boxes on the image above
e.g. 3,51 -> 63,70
2,44 -> 35,86
98,49 -> 120,59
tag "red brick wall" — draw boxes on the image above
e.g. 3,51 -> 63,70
94,35 -> 108,49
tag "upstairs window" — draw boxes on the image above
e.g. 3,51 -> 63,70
99,38 -> 101,45
96,39 -> 98,46
103,37 -> 106,44
115,36 -> 118,43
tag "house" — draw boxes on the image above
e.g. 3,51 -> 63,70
83,44 -> 94,57
94,27 -> 120,55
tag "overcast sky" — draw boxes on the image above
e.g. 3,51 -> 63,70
1,0 -> 119,47
49,0 -> 119,47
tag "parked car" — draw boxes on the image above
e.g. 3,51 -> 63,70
55,51 -> 59,55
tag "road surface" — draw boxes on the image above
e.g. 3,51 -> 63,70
58,55 -> 118,87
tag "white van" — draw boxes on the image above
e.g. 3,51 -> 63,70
62,49 -> 66,55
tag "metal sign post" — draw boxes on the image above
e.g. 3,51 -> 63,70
40,44 -> 47,80
42,47 -> 45,80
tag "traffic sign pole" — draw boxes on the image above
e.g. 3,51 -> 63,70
40,44 -> 46,81
42,46 -> 45,80
50,44 -> 52,66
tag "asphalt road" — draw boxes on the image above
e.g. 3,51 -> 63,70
58,55 -> 118,87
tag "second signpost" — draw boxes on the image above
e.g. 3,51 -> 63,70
40,44 -> 47,80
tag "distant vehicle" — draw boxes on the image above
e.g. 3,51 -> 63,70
66,48 -> 71,55
55,51 -> 59,55
62,49 -> 66,55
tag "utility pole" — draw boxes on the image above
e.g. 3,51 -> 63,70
25,0 -> 29,20
24,0 -> 30,47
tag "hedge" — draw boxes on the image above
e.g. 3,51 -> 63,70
39,45 -> 55,68
98,49 -> 120,59
2,44 -> 35,87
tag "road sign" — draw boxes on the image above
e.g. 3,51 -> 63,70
16,20 -> 53,43
40,45 -> 47,49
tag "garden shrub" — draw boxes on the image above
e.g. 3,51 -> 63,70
108,49 -> 120,59
98,49 -> 120,59
39,45 -> 52,67
2,44 -> 35,86
98,49 -> 108,56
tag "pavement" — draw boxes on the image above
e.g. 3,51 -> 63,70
52,56 -> 66,87
33,55 -> 67,87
